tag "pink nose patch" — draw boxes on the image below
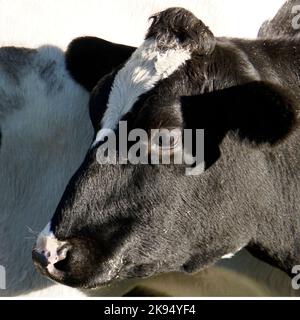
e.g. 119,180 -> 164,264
35,223 -> 68,265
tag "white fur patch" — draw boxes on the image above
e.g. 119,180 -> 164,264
36,223 -> 54,248
36,223 -> 66,265
93,38 -> 191,145
221,247 -> 244,260
221,253 -> 235,259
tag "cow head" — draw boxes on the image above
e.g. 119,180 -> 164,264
32,8 -> 298,288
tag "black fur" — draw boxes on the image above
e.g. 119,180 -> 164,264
88,70 -> 119,132
34,7 -> 300,289
66,36 -> 135,91
147,7 -> 215,54
181,81 -> 298,168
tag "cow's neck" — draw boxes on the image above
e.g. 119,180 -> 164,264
222,133 -> 300,276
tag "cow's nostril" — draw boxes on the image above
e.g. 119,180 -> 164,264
54,250 -> 70,272
41,250 -> 51,259
32,250 -> 50,268
56,244 -> 70,263
32,241 -> 71,270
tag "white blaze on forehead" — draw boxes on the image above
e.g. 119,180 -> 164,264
93,38 -> 191,145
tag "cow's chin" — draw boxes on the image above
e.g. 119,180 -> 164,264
32,236 -> 123,289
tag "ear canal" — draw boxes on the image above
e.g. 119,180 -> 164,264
66,37 -> 135,91
146,7 -> 216,54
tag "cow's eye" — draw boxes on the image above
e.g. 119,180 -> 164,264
151,128 -> 182,151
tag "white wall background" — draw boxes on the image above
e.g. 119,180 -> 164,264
0,0 -> 285,49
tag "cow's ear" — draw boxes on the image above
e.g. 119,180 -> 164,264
181,81 -> 298,168
66,37 -> 135,91
146,7 -> 215,54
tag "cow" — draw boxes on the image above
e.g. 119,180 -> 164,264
0,0 -> 290,297
32,6 -> 300,294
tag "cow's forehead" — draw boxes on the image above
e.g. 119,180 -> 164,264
93,37 -> 191,145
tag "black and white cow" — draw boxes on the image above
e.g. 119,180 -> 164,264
32,7 -> 300,290
1,0 -> 288,298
